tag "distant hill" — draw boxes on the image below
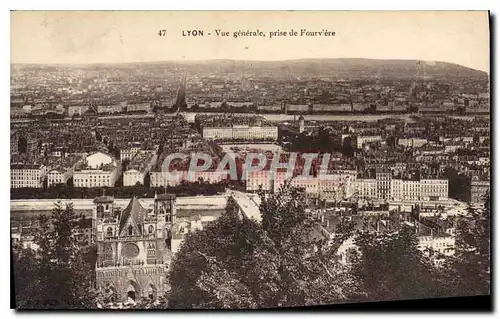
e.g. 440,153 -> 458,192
13,58 -> 488,80
189,58 -> 488,80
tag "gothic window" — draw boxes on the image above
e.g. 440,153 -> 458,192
103,244 -> 113,260
148,284 -> 157,300
128,225 -> 134,236
106,227 -> 113,237
146,242 -> 156,259
122,243 -> 140,258
148,225 -> 154,234
105,204 -> 109,210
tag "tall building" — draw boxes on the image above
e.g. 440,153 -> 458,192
73,152 -> 119,188
356,135 -> 383,149
202,125 -> 278,141
10,163 -> 46,188
94,194 -> 176,303
357,176 -> 448,202
375,168 -> 392,200
199,115 -> 278,141
470,177 -> 490,204
11,131 -> 19,154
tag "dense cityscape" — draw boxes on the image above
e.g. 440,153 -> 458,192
11,58 -> 490,309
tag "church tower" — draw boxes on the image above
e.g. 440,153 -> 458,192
94,194 -> 176,304
154,193 -> 176,250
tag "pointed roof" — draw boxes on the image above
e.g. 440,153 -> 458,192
119,197 -> 147,233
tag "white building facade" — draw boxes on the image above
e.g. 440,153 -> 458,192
203,125 -> 278,141
11,164 -> 46,188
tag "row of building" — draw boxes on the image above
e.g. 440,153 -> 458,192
245,169 -> 448,202
196,115 -> 279,141
11,151 -> 120,189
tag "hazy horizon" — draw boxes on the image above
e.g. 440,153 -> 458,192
11,11 -> 490,72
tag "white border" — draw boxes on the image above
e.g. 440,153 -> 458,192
2,1 -> 498,318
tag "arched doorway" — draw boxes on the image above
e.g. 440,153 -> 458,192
104,285 -> 116,303
147,283 -> 157,300
126,281 -> 140,301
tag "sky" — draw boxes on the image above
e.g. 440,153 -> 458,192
11,11 -> 490,72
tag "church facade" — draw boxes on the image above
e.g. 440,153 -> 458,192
93,194 -> 176,303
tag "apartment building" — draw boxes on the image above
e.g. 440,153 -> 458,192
149,170 -> 227,187
97,105 -> 124,114
470,177 -> 490,204
73,152 -> 119,188
10,163 -> 46,188
123,152 -> 158,186
398,138 -> 428,148
11,132 -> 18,154
245,170 -> 273,192
356,135 -> 383,149
357,179 -> 378,199
203,125 -> 278,141
46,155 -> 84,187
417,234 -> 455,257
358,177 -> 448,201
74,169 -> 118,188
126,103 -> 151,113
68,105 -> 90,117
120,146 -> 141,161
246,169 -> 357,201
47,169 -> 67,187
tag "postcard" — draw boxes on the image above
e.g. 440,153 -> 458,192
10,11 -> 490,310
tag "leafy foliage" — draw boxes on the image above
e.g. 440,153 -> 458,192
351,225 -> 443,302
440,193 -> 491,296
11,190 -> 491,309
168,183 -> 358,309
96,296 -> 169,310
12,202 -> 97,309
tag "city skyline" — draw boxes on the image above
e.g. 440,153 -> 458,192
10,10 -> 491,310
11,11 -> 490,72
8,57 -> 489,73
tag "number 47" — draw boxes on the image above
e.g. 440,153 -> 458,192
158,30 -> 166,36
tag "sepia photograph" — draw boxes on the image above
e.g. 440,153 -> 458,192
9,10 -> 491,310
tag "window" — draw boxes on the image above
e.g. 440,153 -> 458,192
148,225 -> 154,234
106,227 -> 113,237
128,225 -> 134,236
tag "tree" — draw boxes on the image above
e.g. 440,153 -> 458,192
12,202 -> 97,309
168,183 -> 358,309
441,193 -> 491,297
351,225 -> 443,302
342,136 -> 356,157
97,295 -> 169,309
